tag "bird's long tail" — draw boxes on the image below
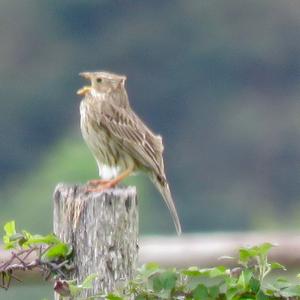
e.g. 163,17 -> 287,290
152,175 -> 182,235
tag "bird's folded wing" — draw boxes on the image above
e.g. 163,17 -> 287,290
97,101 -> 164,175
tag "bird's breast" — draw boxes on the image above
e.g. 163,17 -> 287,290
80,99 -> 134,179
80,99 -> 108,160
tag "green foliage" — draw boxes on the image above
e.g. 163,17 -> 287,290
3,223 -> 300,299
54,274 -> 99,298
88,243 -> 300,300
2,220 -> 72,264
238,243 -> 286,283
3,220 -> 17,248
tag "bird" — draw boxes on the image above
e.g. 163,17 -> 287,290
77,71 -> 182,235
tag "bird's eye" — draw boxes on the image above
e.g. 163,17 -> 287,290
96,78 -> 102,83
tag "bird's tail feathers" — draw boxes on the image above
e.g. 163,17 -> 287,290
152,175 -> 182,235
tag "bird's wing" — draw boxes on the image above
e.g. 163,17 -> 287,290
97,101 -> 165,175
94,101 -> 181,235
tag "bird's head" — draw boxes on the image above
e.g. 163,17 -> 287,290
77,71 -> 127,96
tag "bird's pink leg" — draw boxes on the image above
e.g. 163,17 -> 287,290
88,179 -> 110,186
86,166 -> 134,193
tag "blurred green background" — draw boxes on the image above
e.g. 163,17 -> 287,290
1,0 -> 300,298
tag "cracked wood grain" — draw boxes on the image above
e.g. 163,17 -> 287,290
53,184 -> 138,299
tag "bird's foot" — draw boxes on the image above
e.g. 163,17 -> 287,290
86,167 -> 134,193
85,179 -> 117,193
87,179 -> 111,186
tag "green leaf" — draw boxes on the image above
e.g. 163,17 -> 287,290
140,262 -> 159,273
144,262 -> 160,272
182,266 -> 202,277
22,230 -> 33,240
197,266 -> 228,278
151,270 -> 177,298
139,262 -> 160,277
160,271 -> 177,290
4,220 -> 16,237
249,277 -> 260,293
280,285 -> 300,297
185,276 -> 204,291
272,277 -> 291,289
239,243 -> 275,264
41,242 -> 72,261
3,241 -> 15,249
68,283 -> 81,297
152,276 -> 163,293
207,266 -> 227,278
237,269 -> 253,290
193,284 -> 209,300
25,233 -> 61,246
106,294 -> 123,300
264,287 -> 277,296
239,248 -> 256,263
8,232 -> 24,242
208,285 -> 220,298
3,221 -> 18,249
226,285 -> 242,300
255,243 -> 276,256
157,289 -> 172,299
224,274 -> 238,290
270,262 -> 286,271
81,274 -> 98,289
256,290 -> 271,300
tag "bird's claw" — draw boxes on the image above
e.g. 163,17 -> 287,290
87,179 -> 110,186
85,179 -> 117,194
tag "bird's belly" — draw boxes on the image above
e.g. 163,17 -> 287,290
80,102 -> 134,179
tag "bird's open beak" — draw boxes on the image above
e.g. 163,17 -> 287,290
77,86 -> 91,95
77,72 -> 92,96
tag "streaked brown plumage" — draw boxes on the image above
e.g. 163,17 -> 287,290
77,71 -> 181,235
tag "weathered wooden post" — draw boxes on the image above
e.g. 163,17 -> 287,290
53,183 -> 139,299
